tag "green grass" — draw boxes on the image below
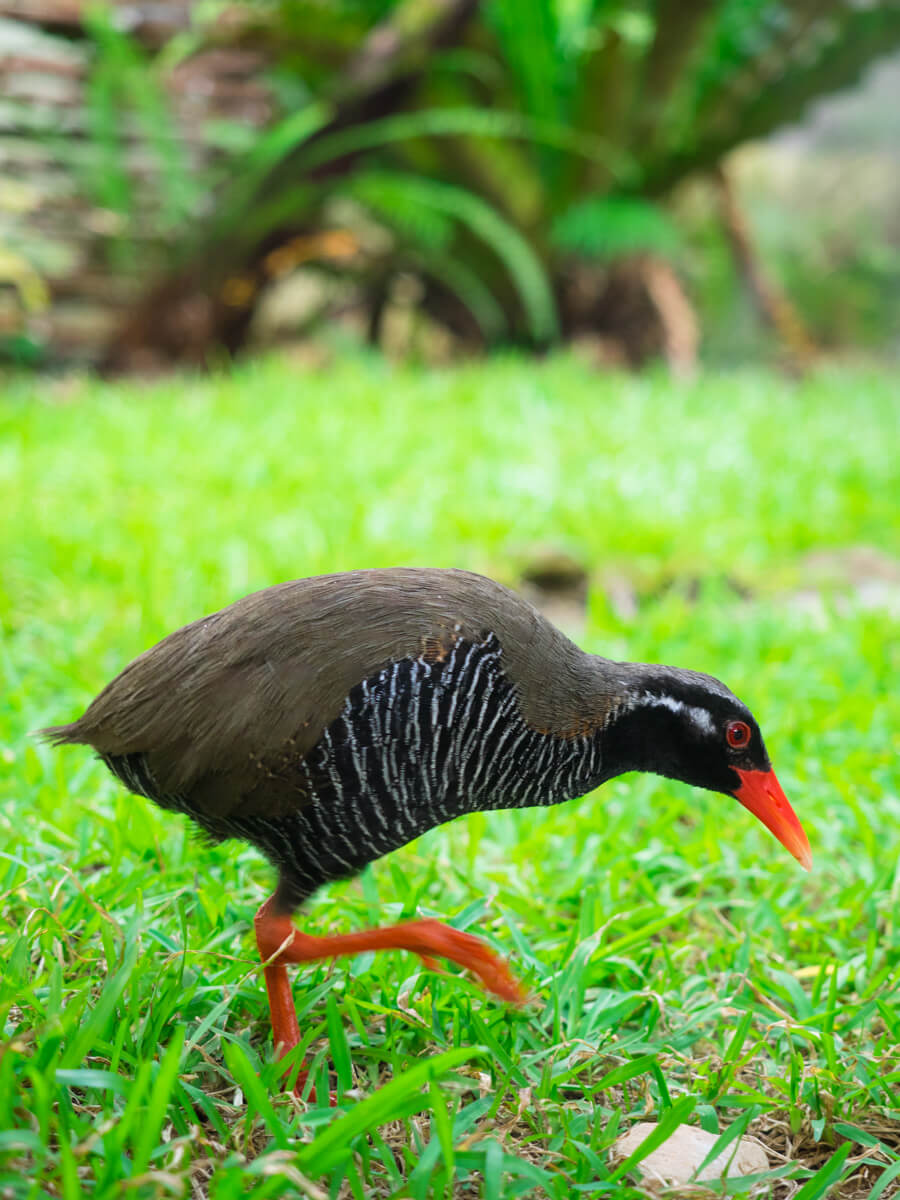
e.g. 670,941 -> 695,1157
1,353 -> 899,1199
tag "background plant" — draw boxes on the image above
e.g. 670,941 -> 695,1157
6,0 -> 897,368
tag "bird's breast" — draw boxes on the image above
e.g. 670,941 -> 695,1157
248,633 -> 606,890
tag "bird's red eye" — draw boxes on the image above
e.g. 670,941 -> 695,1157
726,720 -> 751,749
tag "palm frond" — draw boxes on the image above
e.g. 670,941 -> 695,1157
296,107 -> 627,178
348,170 -> 558,342
417,251 -> 509,340
348,172 -> 508,337
213,103 -> 333,235
552,196 -> 682,261
349,173 -> 455,251
82,10 -> 200,233
487,0 -> 568,125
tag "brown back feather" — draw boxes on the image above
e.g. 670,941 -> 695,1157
41,568 -> 623,817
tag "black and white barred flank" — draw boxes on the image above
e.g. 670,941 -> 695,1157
103,633 -> 609,906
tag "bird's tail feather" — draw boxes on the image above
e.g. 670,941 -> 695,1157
33,721 -> 87,745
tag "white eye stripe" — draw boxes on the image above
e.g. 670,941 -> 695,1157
636,692 -> 717,736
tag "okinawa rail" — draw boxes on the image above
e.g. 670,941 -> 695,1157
41,568 -> 812,1092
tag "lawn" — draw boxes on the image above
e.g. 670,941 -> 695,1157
1,354 -> 898,1199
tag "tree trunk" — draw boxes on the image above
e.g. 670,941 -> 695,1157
714,163 -> 815,367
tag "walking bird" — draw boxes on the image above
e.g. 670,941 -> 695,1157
41,568 -> 811,1090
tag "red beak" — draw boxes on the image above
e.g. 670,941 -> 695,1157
733,767 -> 812,871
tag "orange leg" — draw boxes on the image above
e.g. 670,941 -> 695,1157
253,895 -> 526,1096
259,957 -> 309,1095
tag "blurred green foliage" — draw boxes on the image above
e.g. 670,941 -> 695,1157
78,9 -> 200,261
552,197 -> 683,262
3,0 -> 898,366
55,0 -> 900,361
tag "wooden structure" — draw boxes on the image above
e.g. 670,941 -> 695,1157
0,2 -> 273,362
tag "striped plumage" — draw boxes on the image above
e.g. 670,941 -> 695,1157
103,629 -> 610,908
41,567 -> 811,1097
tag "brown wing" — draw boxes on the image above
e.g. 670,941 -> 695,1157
43,568 -> 618,817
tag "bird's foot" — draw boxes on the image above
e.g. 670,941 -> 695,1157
400,918 -> 528,1004
256,900 -> 526,1004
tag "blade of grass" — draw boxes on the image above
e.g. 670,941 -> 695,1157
131,1027 -> 186,1175
59,935 -> 138,1070
325,992 -> 353,1095
794,1143 -> 853,1200
429,1080 -> 456,1191
866,1160 -> 900,1200
297,1047 -> 483,1176
691,1108 -> 759,1181
222,1040 -> 292,1152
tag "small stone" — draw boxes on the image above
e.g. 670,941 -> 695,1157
611,1122 -> 770,1186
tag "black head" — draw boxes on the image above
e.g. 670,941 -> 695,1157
605,664 -> 811,869
606,666 -> 765,794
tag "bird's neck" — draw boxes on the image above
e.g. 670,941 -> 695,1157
578,657 -> 726,788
